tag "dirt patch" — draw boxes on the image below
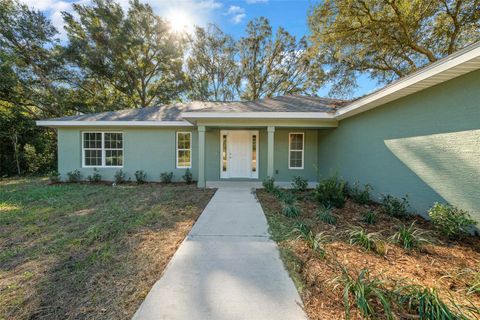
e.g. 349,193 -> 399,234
257,189 -> 480,320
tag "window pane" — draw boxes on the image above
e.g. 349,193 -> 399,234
178,133 -> 190,150
85,149 -> 102,166
106,150 -> 123,166
290,134 -> 303,150
222,135 -> 227,172
290,151 -> 303,168
84,132 -> 101,148
178,150 -> 191,167
252,135 -> 257,172
105,133 -> 123,148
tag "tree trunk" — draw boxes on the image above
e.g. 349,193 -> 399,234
11,133 -> 21,175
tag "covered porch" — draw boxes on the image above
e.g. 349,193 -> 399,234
181,113 -> 338,187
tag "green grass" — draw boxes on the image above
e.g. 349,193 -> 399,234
0,177 -> 214,320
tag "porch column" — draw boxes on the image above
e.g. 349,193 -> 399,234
197,126 -> 206,188
267,126 -> 275,178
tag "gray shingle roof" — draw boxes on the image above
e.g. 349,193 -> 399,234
46,95 -> 348,122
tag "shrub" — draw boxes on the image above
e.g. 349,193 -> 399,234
23,144 -> 54,174
292,176 -> 308,192
382,194 -> 409,218
294,223 -> 327,258
282,203 -> 300,218
362,211 -> 377,225
314,174 -> 347,208
114,169 -> 126,184
317,205 -> 337,225
348,227 -> 387,255
393,284 -> 466,319
428,203 -> 476,239
293,221 -> 311,236
134,170 -> 147,184
262,176 -> 276,192
49,171 -> 61,183
279,191 -> 296,205
87,168 -> 102,183
160,172 -> 173,184
390,222 -> 431,250
348,181 -> 372,205
67,170 -> 81,182
334,268 -> 393,320
182,168 -> 193,184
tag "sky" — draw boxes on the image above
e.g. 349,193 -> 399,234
20,0 -> 379,98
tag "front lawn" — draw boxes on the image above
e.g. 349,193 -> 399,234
0,178 -> 214,320
257,188 -> 480,320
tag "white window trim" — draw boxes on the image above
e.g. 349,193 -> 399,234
176,131 -> 192,169
288,132 -> 304,170
82,131 -> 124,168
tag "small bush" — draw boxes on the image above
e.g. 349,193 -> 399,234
394,284 -> 466,319
49,171 -> 61,183
348,227 -> 386,255
362,211 -> 377,225
182,168 -> 193,184
294,223 -> 327,258
134,170 -> 147,184
382,194 -> 409,218
428,203 -> 476,239
160,172 -> 174,184
67,170 -> 81,182
390,222 -> 431,250
292,176 -> 308,192
317,205 -> 337,225
293,221 -> 311,236
87,168 -> 101,183
314,174 -> 347,208
262,176 -> 276,192
348,181 -> 372,205
334,268 -> 393,320
282,203 -> 300,218
279,191 -> 296,205
114,169 -> 126,184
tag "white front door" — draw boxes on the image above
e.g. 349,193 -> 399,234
220,130 -> 259,179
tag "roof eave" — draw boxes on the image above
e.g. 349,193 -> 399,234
335,41 -> 480,120
36,120 -> 193,127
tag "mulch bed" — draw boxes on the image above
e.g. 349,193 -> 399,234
256,190 -> 480,320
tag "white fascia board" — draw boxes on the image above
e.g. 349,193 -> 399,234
36,120 -> 193,127
180,112 -> 336,120
335,42 -> 480,120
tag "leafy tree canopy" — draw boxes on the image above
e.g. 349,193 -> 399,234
63,0 -> 187,108
308,0 -> 480,96
239,17 -> 324,100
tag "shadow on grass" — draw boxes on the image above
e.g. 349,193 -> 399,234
0,177 -> 215,320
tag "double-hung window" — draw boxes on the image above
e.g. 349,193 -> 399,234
176,132 -> 192,168
83,132 -> 123,167
289,133 -> 304,169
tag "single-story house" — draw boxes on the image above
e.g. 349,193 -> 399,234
37,41 -> 480,222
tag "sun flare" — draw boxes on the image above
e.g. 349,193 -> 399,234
167,10 -> 194,33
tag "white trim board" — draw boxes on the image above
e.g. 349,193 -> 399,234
181,112 -> 336,120
36,120 -> 193,127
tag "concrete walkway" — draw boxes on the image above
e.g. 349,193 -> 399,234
133,187 -> 307,320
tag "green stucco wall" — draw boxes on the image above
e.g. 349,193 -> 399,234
317,69 -> 480,221
57,126 -> 321,183
203,128 -> 320,182
58,127 -> 198,182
